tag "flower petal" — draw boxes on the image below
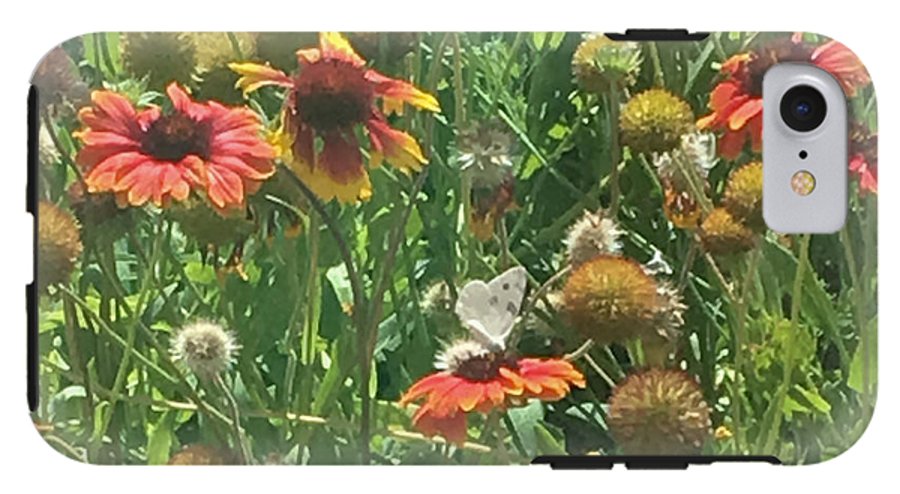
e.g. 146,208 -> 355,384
366,117 -> 427,172
727,99 -> 763,131
367,70 -> 440,112
229,62 -> 294,94
812,40 -> 871,96
411,410 -> 468,445
319,32 -> 365,66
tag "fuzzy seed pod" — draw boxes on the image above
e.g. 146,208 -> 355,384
561,255 -> 682,346
722,162 -> 763,231
565,210 -> 623,267
167,444 -> 232,465
67,182 -> 134,245
254,32 -> 321,72
457,120 -> 516,190
33,46 -> 89,112
121,33 -> 197,89
188,32 -> 256,71
37,201 -> 83,292
699,208 -> 755,255
170,320 -> 239,378
608,368 -> 712,455
572,34 -> 642,92
191,33 -> 257,104
620,88 -> 694,155
168,200 -> 256,247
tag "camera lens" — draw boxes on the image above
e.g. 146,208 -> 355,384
780,85 -> 827,132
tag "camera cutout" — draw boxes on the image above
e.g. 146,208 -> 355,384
762,64 -> 847,233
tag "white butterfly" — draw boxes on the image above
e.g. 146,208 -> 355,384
454,267 -> 528,352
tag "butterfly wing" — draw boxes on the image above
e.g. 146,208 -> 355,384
455,267 -> 528,350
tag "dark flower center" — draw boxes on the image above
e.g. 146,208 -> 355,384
454,352 -> 518,382
142,112 -> 212,162
293,59 -> 373,132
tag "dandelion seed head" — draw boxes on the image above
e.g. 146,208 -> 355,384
171,320 -> 239,378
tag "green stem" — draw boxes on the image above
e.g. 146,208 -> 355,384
59,286 -> 234,434
649,42 -> 666,88
361,171 -> 429,461
452,34 -> 466,123
840,226 -> 872,403
582,353 -> 616,388
90,218 -> 164,449
483,412 -> 509,463
731,246 -> 761,452
761,235 -> 811,454
606,84 -> 622,216
502,413 -> 528,458
213,374 -> 252,464
498,217 -> 511,269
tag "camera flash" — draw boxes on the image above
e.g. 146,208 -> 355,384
791,170 -> 816,196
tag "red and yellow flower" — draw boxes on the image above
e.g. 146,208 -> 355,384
230,32 -> 440,203
698,38 -> 870,160
849,122 -> 877,195
400,341 -> 585,444
75,83 -> 275,212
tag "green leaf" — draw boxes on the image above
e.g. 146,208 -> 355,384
684,39 -> 716,94
326,264 -> 353,307
184,261 -> 216,285
782,395 -> 809,420
530,32 -> 548,50
548,33 -> 566,50
547,123 -> 568,140
795,385 -> 832,414
146,411 -> 176,465
848,318 -> 877,394
534,422 -> 567,455
506,400 -> 544,456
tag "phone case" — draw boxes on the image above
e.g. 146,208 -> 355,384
29,31 -> 877,466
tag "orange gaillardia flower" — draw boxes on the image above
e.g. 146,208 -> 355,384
231,32 -> 440,203
400,340 -> 585,445
698,38 -> 870,160
74,83 -> 276,212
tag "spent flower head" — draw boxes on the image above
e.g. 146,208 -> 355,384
171,320 -> 239,378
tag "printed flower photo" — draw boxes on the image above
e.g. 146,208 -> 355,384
32,32 -> 876,465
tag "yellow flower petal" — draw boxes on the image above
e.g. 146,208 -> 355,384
288,156 -> 372,204
319,32 -> 364,65
228,62 -> 293,95
383,96 -> 405,116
